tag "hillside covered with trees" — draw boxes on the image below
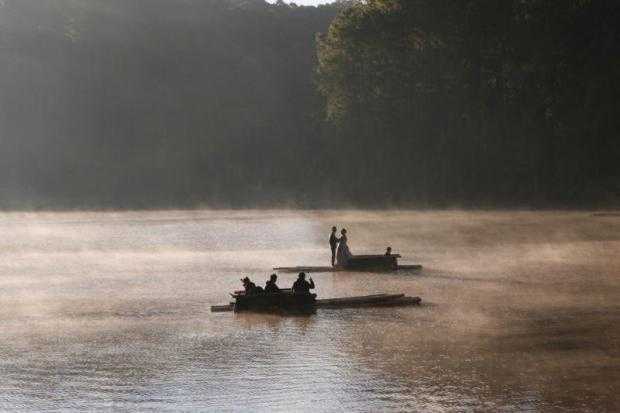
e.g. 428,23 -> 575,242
0,0 -> 618,208
317,0 -> 620,206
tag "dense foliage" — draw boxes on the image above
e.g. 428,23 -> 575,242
0,0 -> 618,208
0,0 -> 338,208
317,0 -> 620,206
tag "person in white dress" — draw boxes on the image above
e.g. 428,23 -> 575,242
336,228 -> 353,266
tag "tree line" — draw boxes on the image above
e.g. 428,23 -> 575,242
0,0 -> 618,209
317,0 -> 620,207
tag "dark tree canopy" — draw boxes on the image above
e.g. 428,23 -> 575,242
317,0 -> 620,207
0,0 -> 618,209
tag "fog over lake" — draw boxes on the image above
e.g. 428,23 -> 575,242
0,210 -> 618,411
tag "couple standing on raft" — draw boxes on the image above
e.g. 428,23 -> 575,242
329,226 -> 353,266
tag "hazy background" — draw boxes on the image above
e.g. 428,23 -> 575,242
2,2 -> 619,410
0,0 -> 618,209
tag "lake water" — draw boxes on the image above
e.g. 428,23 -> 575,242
0,210 -> 618,412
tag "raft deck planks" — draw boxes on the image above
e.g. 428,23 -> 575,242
273,266 -> 342,273
273,264 -> 422,273
210,293 -> 422,313
211,304 -> 234,312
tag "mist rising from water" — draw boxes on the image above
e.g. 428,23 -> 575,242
1,210 -> 618,410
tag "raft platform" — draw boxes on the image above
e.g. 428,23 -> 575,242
210,292 -> 422,313
273,264 -> 422,273
274,254 -> 422,273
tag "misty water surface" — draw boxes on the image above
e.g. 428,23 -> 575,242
0,210 -> 619,411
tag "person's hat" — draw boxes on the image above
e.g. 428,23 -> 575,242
241,276 -> 250,282
270,273 -> 277,280
332,226 -> 337,231
298,272 -> 306,278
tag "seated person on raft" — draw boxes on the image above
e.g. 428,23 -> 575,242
385,246 -> 392,256
264,273 -> 280,294
241,276 -> 264,295
292,272 -> 315,294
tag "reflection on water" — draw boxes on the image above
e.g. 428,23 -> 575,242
0,210 -> 619,411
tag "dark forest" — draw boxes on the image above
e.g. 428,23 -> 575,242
1,0 -> 618,209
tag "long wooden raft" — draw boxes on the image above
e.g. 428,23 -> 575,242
275,254 -> 422,273
273,264 -> 422,273
210,293 -> 422,313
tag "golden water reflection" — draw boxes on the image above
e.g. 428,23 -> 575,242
0,210 -> 618,411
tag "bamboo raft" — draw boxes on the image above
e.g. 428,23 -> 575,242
273,264 -> 422,273
274,254 -> 422,273
210,292 -> 422,313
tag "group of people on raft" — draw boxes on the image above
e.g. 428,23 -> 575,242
241,272 -> 314,296
330,226 -> 392,266
240,226 -> 395,293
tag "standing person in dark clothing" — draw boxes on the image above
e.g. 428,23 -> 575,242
264,273 -> 280,293
329,226 -> 340,266
292,272 -> 315,294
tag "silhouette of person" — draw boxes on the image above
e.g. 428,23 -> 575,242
336,228 -> 352,265
292,272 -> 315,294
241,276 -> 263,295
264,273 -> 280,293
329,226 -> 340,266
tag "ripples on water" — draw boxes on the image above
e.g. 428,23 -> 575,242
0,210 -> 619,411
